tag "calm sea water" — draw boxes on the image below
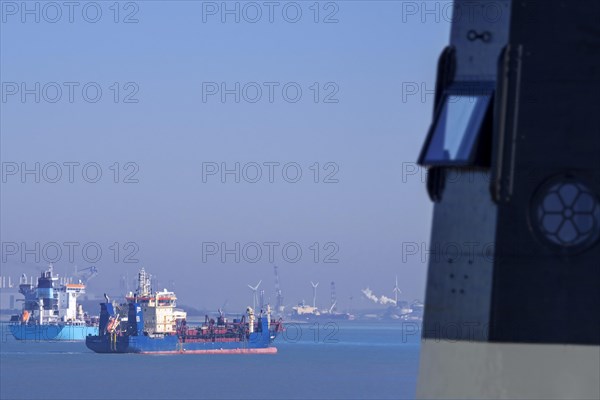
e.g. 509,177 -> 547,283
0,321 -> 420,400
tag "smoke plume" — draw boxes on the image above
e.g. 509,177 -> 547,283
361,288 -> 397,306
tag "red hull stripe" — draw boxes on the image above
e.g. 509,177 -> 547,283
139,347 -> 278,355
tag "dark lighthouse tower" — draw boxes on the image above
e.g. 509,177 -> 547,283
416,0 -> 599,398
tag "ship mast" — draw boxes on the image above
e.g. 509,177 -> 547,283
136,268 -> 152,296
273,266 -> 284,314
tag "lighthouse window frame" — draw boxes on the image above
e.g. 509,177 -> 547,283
419,82 -> 494,166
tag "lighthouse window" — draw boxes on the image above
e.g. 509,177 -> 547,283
419,83 -> 493,166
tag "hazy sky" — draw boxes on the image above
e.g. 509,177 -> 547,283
1,1 -> 451,311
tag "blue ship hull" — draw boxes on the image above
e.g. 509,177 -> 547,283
85,333 -> 277,354
10,324 -> 99,341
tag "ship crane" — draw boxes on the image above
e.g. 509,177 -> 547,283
329,300 -> 337,314
221,299 -> 228,314
393,276 -> 401,306
72,265 -> 99,285
330,281 -> 337,313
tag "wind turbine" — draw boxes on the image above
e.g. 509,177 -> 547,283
393,276 -> 402,306
310,281 -> 319,308
247,280 -> 262,310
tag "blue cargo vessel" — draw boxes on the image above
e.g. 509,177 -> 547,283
86,269 -> 282,354
9,266 -> 99,341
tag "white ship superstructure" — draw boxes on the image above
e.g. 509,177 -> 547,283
124,268 -> 187,335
